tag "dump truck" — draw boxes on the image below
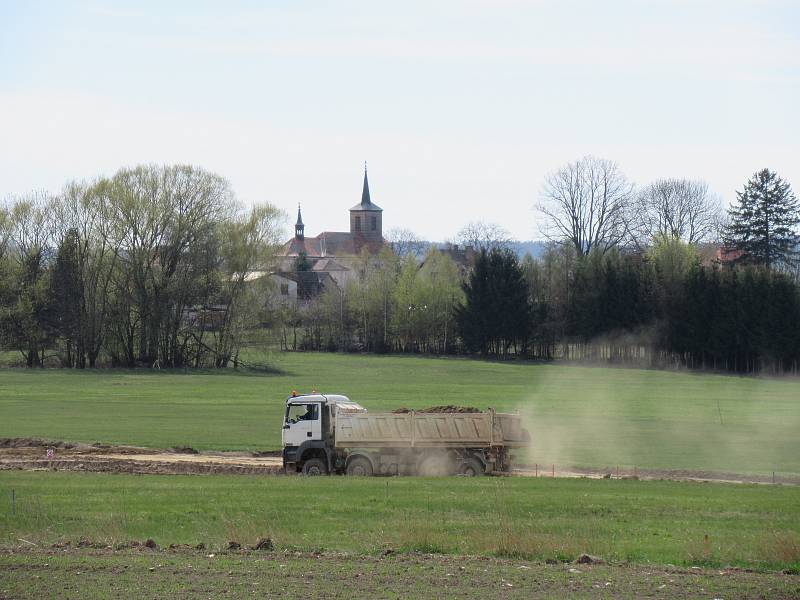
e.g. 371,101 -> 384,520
281,393 -> 531,476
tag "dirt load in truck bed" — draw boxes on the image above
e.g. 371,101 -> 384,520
391,406 -> 484,414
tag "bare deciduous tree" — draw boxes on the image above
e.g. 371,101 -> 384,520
629,178 -> 722,248
6,191 -> 55,263
456,221 -> 511,252
537,156 -> 632,256
0,204 -> 11,259
1,192 -> 57,366
387,227 -> 428,258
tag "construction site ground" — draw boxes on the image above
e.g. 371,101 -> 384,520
1,438 -> 797,484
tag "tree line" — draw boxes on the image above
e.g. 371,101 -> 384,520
3,159 -> 798,374
275,239 -> 800,374
0,165 -> 282,368
278,161 -> 800,374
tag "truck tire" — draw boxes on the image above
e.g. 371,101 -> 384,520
346,456 -> 373,476
302,458 -> 328,476
459,457 -> 484,477
417,454 -> 456,476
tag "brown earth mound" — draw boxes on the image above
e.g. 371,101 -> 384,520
0,438 -> 80,449
0,439 -> 284,476
252,537 -> 274,551
392,406 -> 483,414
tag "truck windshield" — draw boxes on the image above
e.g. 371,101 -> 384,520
286,403 -> 319,424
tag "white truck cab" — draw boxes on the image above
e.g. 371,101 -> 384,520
281,393 -> 366,475
282,399 -> 323,446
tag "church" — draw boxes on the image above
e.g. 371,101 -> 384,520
271,166 -> 389,302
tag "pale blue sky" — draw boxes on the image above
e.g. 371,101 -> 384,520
1,1 -> 798,240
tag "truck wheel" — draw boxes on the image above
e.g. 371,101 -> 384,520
459,457 -> 484,477
346,457 -> 373,476
302,458 -> 328,476
417,454 -> 456,476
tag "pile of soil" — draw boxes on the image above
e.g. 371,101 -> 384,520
392,406 -> 483,414
0,438 -> 80,449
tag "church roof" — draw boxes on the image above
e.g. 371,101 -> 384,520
320,231 -> 385,256
350,167 -> 382,212
282,237 -> 317,256
280,231 -> 385,258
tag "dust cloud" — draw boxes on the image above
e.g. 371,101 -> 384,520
515,365 -> 800,477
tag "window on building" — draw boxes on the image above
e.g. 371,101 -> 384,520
355,216 -> 361,231
371,216 -> 377,231
280,283 -> 289,296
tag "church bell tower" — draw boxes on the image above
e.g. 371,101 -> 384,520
349,163 -> 383,242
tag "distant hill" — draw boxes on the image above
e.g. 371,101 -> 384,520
508,240 -> 548,259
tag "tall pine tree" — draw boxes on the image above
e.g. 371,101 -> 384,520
724,169 -> 799,270
456,248 -> 530,356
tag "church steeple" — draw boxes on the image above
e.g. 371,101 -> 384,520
350,162 -> 382,212
295,204 -> 305,240
349,162 -> 383,241
361,162 -> 371,205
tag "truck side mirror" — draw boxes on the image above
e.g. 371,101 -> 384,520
282,424 -> 290,430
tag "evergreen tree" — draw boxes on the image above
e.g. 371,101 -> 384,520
724,169 -> 799,270
567,251 -> 605,340
456,248 -> 530,356
294,251 -> 311,271
47,228 -> 84,366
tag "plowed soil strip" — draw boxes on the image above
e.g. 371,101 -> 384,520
1,439 -> 797,483
0,439 -> 284,476
1,548 -> 798,600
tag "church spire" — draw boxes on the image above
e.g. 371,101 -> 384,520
361,161 -> 371,205
350,161 -> 382,212
295,203 -> 304,240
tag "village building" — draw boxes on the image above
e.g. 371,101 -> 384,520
270,166 -> 389,305
430,243 -> 477,277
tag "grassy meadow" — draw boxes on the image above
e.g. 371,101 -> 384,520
1,353 -> 799,474
1,471 -> 799,571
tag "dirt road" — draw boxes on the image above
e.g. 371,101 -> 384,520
1,438 -> 797,483
0,439 -> 283,476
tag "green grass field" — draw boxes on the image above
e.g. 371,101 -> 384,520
2,356 -> 799,595
1,353 -> 799,474
1,471 -> 799,571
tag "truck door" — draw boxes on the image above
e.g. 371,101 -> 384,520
283,402 -> 322,446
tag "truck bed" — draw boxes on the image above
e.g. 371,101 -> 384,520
333,409 -> 529,449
